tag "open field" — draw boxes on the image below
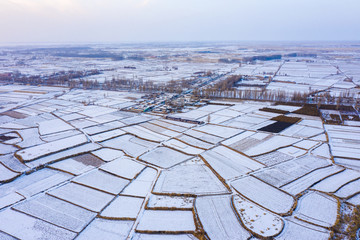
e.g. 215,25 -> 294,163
0,42 -> 360,239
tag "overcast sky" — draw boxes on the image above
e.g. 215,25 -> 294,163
0,0 -> 359,43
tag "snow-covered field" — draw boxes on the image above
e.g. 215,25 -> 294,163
0,84 -> 359,239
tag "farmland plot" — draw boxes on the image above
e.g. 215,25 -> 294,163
100,195 -> 144,220
311,169 -> 360,193
0,209 -> 76,240
294,140 -> 320,150
77,218 -> 134,240
83,121 -> 125,135
201,146 -> 264,180
72,169 -> 130,195
0,168 -> 71,198
15,134 -> 88,162
311,144 -> 331,159
12,194 -> 96,233
100,157 -> 145,179
153,164 -> 229,195
176,134 -> 214,149
140,122 -> 180,137
164,139 -> 204,155
195,195 -> 251,240
347,193 -> 360,205
254,151 -> 294,166
91,148 -> 125,162
231,176 -> 295,215
139,147 -> 192,168
121,167 -> 158,197
252,155 -> 330,188
244,135 -> 300,156
0,164 -> 19,183
335,179 -> 360,199
102,134 -> 157,157
132,233 -> 197,240
281,125 -> 324,138
122,125 -> 169,142
335,157 -> 360,171
15,128 -> 44,148
233,195 -> 284,238
222,131 -> 270,153
281,165 -> 344,195
38,118 -> 73,135
193,124 -> 243,139
40,129 -> 82,142
184,129 -> 224,144
147,195 -> 194,210
294,191 -> 338,228
276,217 -> 330,240
136,210 -> 196,233
277,146 -> 307,158
150,119 -> 188,132
48,157 -> 96,175
48,182 -> 114,212
0,192 -> 24,210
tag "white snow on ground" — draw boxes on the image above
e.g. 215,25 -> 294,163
12,194 -> 96,233
0,208 -> 76,240
132,233 -> 197,240
163,139 -> 204,155
140,122 -> 180,137
38,118 -> 73,135
184,129 -> 224,144
0,192 -> 24,210
195,195 -> 251,240
233,195 -> 284,237
277,146 -> 307,158
176,134 -> 214,149
193,124 -> 243,138
252,155 -> 330,188
48,182 -> 114,212
76,218 -> 134,240
335,178 -> 360,199
49,157 -> 95,175
311,169 -> 360,193
201,145 -> 264,180
122,125 -> 169,142
153,164 -> 229,195
91,129 -> 126,142
121,167 -> 158,197
15,134 -> 88,161
72,169 -> 130,195
100,157 -> 145,179
281,125 -> 324,138
231,176 -> 295,215
100,195 -> 144,219
311,143 -> 331,159
276,217 -> 330,240
281,165 -> 344,195
102,134 -> 157,158
25,142 -> 101,169
1,84 -> 360,239
136,210 -> 196,233
294,139 -> 320,150
0,164 -> 19,183
91,148 -> 125,162
244,135 -> 300,156
139,147 -> 193,168
294,191 -> 338,228
347,193 -> 360,205
147,195 -> 194,209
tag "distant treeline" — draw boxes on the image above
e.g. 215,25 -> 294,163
219,52 -> 317,63
0,70 -> 101,86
